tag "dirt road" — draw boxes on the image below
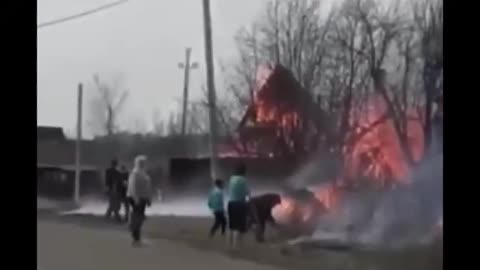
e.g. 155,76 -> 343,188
37,220 -> 281,270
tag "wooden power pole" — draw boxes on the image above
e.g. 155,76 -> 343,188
74,83 -> 83,205
180,48 -> 193,136
202,0 -> 218,180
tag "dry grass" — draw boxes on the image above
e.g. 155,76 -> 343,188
143,216 -> 442,270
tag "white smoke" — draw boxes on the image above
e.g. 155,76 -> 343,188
61,197 -> 212,217
61,186 -> 285,217
318,152 -> 443,247
289,152 -> 443,248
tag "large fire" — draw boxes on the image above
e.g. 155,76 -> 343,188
237,64 -> 313,156
344,95 -> 424,185
272,189 -> 330,234
272,95 -> 425,230
236,64 -> 435,236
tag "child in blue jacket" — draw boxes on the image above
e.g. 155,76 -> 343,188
207,179 -> 226,238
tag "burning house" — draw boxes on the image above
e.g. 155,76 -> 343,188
167,62 -> 441,245
236,64 -> 327,158
236,66 -> 442,246
167,65 -> 326,188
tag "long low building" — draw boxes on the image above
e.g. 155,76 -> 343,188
37,163 -> 103,199
37,126 -> 104,199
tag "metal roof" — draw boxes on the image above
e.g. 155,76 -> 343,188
37,163 -> 99,171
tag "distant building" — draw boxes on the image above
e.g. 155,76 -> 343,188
37,126 -> 103,199
37,126 -> 66,142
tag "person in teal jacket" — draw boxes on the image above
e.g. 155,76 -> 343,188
227,164 -> 251,248
207,179 -> 226,238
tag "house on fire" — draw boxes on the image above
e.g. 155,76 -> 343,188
236,64 -> 329,158
169,65 -> 335,188
37,126 -> 103,199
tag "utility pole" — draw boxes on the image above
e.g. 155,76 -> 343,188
178,48 -> 198,136
202,0 -> 218,180
74,83 -> 83,205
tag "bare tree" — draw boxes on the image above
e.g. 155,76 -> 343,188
151,110 -> 166,136
413,0 -> 443,151
186,101 -> 209,135
167,112 -> 181,136
225,0 -> 440,168
88,73 -> 129,136
162,95 -> 209,136
224,0 -> 334,108
219,0 -> 341,158
223,24 -> 261,107
261,0 -> 334,92
129,116 -> 148,134
323,0 -> 371,152
189,85 -> 242,137
335,0 -> 422,166
333,0 -> 442,165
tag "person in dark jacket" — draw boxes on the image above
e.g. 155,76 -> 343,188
247,193 -> 282,242
105,159 -> 122,221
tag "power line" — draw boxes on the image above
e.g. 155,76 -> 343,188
38,0 -> 129,29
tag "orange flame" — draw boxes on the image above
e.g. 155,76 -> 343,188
241,65 -> 428,230
313,184 -> 340,210
345,95 -> 424,185
273,186 -> 336,230
271,95 -> 425,231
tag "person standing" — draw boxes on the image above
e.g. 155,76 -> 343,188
127,155 -> 153,246
207,179 -> 226,238
119,165 -> 130,222
105,159 -> 121,221
227,164 -> 250,248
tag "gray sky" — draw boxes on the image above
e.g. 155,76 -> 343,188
37,0 -> 269,138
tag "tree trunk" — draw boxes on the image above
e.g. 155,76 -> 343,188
372,69 -> 417,167
423,67 -> 435,155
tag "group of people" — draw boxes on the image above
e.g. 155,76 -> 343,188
105,157 -> 282,247
105,159 -> 130,222
207,164 -> 282,246
105,156 -> 154,247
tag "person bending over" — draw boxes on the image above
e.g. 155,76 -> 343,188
247,193 -> 282,242
207,179 -> 226,238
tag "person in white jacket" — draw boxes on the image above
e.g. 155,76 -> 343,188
126,155 -> 153,246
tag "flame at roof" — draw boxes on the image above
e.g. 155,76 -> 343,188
236,64 -> 322,157
238,64 -> 316,128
